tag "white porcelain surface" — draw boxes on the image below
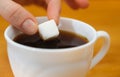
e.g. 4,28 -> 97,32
4,17 -> 110,77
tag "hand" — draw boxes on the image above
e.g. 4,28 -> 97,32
0,0 -> 89,35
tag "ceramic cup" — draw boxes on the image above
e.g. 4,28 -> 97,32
4,17 -> 110,77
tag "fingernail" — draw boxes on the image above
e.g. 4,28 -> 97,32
22,19 -> 37,35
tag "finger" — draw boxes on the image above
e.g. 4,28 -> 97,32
46,0 -> 61,24
75,0 -> 89,8
65,0 -> 89,9
0,0 -> 38,35
65,0 -> 80,9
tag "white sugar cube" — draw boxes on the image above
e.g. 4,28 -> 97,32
38,20 -> 59,40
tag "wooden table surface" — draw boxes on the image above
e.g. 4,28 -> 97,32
0,0 -> 120,77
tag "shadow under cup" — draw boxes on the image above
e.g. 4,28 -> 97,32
4,17 -> 109,77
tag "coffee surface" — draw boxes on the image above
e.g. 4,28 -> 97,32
14,30 -> 88,49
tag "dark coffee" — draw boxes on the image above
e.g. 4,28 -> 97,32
14,30 -> 88,49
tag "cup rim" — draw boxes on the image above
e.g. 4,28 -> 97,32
4,17 -> 97,52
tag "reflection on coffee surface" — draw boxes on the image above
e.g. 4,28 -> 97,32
14,30 -> 89,49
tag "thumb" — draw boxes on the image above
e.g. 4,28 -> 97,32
0,0 -> 38,35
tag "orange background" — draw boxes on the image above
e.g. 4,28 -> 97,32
0,0 -> 120,77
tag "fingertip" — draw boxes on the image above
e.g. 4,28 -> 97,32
21,19 -> 38,35
47,15 -> 60,25
65,0 -> 89,9
76,0 -> 89,9
65,0 -> 80,10
80,2 -> 89,9
47,0 -> 61,25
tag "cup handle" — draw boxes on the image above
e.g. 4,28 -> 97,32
90,31 -> 110,69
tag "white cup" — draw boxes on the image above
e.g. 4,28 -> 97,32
4,17 -> 110,77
